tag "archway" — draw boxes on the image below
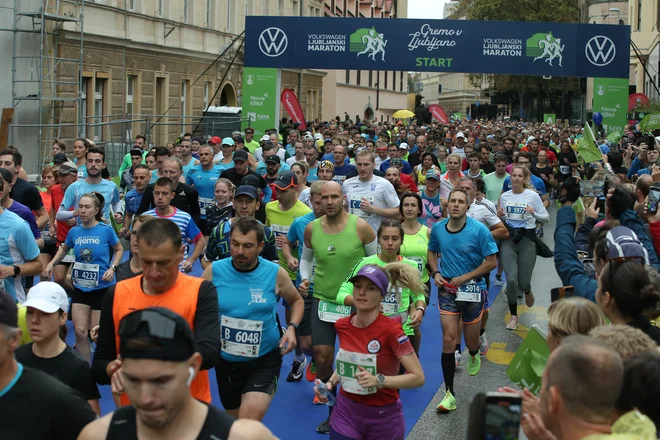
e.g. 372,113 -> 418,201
363,105 -> 374,121
220,83 -> 237,106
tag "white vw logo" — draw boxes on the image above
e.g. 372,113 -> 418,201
585,36 -> 616,67
258,27 -> 288,57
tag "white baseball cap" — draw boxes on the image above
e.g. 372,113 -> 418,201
527,136 -> 536,143
260,135 -> 270,142
314,133 -> 323,140
399,142 -> 409,150
21,282 -> 69,313
456,132 -> 466,139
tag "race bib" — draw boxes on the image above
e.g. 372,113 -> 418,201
409,256 -> 424,276
456,282 -> 481,303
318,300 -> 351,323
198,197 -> 214,216
559,165 -> 570,175
381,285 -> 401,315
418,185 -> 426,193
62,248 -> 75,263
506,201 -> 527,221
271,224 -> 290,250
220,316 -> 263,358
333,175 -> 346,186
72,262 -> 99,289
348,196 -> 374,218
336,349 -> 377,395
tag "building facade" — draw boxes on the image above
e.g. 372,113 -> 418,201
627,0 -> 660,103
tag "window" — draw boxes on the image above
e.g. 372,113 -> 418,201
127,0 -> 136,11
637,0 -> 642,30
207,0 -> 214,27
392,71 -> 396,90
184,0 -> 189,23
369,70 -> 373,87
345,70 -> 350,84
181,80 -> 189,135
385,71 -> 388,89
80,78 -> 88,138
94,79 -> 105,141
400,72 -> 403,92
293,0 -> 299,15
158,0 -> 165,17
226,0 -> 233,32
279,0 -> 284,15
262,0 -> 268,15
126,75 -> 135,118
204,81 -> 212,109
357,70 -> 361,86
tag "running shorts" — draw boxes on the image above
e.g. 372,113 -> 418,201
330,392 -> 405,440
71,286 -> 109,310
311,297 -> 340,347
438,287 -> 486,325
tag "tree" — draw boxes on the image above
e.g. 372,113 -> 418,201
457,0 -> 581,120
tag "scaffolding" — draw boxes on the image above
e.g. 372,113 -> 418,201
11,0 -> 84,170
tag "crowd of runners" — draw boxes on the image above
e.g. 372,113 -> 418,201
0,117 -> 660,439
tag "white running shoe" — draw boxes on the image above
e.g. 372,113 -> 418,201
494,276 -> 505,287
454,349 -> 463,367
479,333 -> 489,355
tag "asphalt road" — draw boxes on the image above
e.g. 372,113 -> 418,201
407,204 -> 562,440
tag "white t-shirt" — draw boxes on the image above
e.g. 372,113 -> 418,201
468,200 -> 501,229
343,175 -> 400,231
286,156 -> 304,167
499,189 -> 547,230
375,155 -> 389,168
255,146 -> 286,162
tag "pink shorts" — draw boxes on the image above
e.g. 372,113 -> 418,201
330,391 -> 405,440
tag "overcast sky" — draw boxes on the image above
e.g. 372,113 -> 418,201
407,0 -> 446,19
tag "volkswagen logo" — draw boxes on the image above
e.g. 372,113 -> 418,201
258,27 -> 288,57
585,36 -> 616,67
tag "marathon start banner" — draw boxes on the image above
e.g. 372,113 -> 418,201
245,17 -> 630,79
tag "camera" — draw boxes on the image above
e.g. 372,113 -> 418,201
467,392 -> 522,440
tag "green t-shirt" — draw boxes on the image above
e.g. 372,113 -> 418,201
483,171 -> 509,205
265,200 -> 311,280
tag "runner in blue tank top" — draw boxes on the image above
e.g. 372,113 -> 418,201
185,145 -> 222,225
201,217 -> 303,422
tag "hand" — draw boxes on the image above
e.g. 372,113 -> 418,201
48,224 -> 56,237
449,275 -> 467,287
279,326 -> 297,355
114,213 -> 124,224
521,413 -> 557,440
101,267 -> 115,282
521,388 -> 541,417
652,164 -> 660,177
298,279 -> 309,296
286,256 -> 299,272
497,207 -> 505,217
601,153 -> 609,164
432,272 -> 448,288
66,218 -> 77,226
524,205 -> 535,215
118,227 -> 128,238
585,198 -> 600,220
360,198 -> 375,214
181,259 -> 193,273
314,379 -> 333,403
355,366 -> 378,388
0,265 -> 13,279
90,325 -> 99,344
409,309 -> 424,329
107,359 -> 125,396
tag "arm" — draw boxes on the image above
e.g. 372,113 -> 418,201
34,207 -> 48,229
356,218 -> 377,255
280,237 -> 298,272
276,267 -> 303,355
531,194 -> 550,223
299,223 -> 314,283
336,258 -> 366,307
368,206 -> 401,219
490,221 -> 510,241
56,208 -> 76,221
91,288 -> 117,384
136,185 -> 154,214
552,205 -> 597,301
193,281 -> 221,371
380,352 -> 425,389
76,414 -> 113,440
186,235 -> 206,266
228,419 -> 279,440
187,186 -> 201,226
117,153 -> 131,178
575,215 -> 598,252
451,254 -> 497,287
619,209 -> 660,270
627,157 -> 643,180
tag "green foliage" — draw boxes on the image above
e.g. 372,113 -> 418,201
631,101 -> 660,113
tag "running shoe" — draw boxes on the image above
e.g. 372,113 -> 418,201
494,275 -> 505,287
525,291 -> 535,308
479,333 -> 489,355
517,292 -> 525,299
539,226 -> 544,238
436,390 -> 457,412
535,226 -> 541,237
306,359 -> 316,382
286,357 -> 307,382
454,349 -> 463,367
506,315 -> 519,330
316,417 -> 330,434
467,354 -> 481,376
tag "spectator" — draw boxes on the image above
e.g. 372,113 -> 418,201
589,324 -> 658,359
547,297 -> 607,352
0,148 -> 48,228
614,352 -> 660,437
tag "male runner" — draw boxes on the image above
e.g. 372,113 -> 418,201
202,185 -> 277,266
186,144 -> 222,233
343,150 -> 400,231
121,164 -> 150,236
202,217 -> 303,421
299,181 -> 377,433
93,218 -> 220,405
281,180 -> 325,382
317,160 -> 335,181
144,177 -> 206,272
428,188 -> 498,412
81,307 -> 276,439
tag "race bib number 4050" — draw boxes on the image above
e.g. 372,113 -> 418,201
221,316 -> 263,358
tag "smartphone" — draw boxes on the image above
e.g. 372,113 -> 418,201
551,286 -> 575,302
648,187 -> 660,215
579,180 -> 605,198
467,392 -> 523,440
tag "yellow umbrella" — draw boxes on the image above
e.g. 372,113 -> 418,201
392,109 -> 415,119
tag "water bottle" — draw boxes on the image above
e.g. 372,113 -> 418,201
315,381 -> 336,407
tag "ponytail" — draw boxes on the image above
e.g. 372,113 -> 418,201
383,262 -> 428,301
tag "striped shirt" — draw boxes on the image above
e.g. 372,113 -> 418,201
144,207 -> 202,245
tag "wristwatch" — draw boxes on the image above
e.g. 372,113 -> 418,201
288,323 -> 299,332
376,373 -> 386,388
111,265 -> 118,272
12,265 -> 20,278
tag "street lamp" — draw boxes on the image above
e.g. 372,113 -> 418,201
609,7 -> 622,24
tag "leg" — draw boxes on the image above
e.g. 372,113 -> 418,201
238,392 -> 274,421
440,312 -> 460,395
499,240 -> 520,317
517,239 -> 538,307
410,327 -> 421,357
54,264 -> 73,295
72,303 -> 92,362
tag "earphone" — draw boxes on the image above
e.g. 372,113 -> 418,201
186,367 -> 195,387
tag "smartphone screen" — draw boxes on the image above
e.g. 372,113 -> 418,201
580,180 -> 605,198
483,395 -> 522,440
648,188 -> 660,214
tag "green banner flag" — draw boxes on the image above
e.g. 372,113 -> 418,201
606,131 -> 622,144
639,113 -> 660,132
543,114 -> 556,125
577,122 -> 602,163
593,78 -> 628,135
506,325 -> 550,396
453,112 -> 464,120
241,68 -> 280,139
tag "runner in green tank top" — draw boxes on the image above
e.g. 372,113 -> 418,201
399,193 -> 432,287
299,181 -> 377,435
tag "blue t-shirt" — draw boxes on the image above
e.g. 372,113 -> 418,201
334,163 -> 357,177
73,158 -> 88,180
186,164 -> 223,220
0,209 -> 40,302
428,216 -> 498,290
182,159 -> 196,180
321,153 -> 349,164
124,188 -> 144,215
216,161 -> 234,172
212,257 -> 281,362
255,161 -> 290,176
379,159 -> 413,175
64,222 -> 119,292
287,211 -> 316,291
60,179 -> 120,223
8,201 -> 41,239
502,174 -> 547,196
308,165 -> 318,181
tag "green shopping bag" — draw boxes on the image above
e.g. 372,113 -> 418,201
506,325 -> 550,396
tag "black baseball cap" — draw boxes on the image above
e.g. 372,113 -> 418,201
0,168 -> 13,184
233,149 -> 248,162
265,155 -> 281,165
0,290 -> 18,327
240,174 -> 261,190
118,307 -> 196,361
234,185 -> 258,199
53,153 -> 68,165
130,148 -> 143,157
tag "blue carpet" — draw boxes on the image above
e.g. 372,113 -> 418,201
70,261 -> 503,438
